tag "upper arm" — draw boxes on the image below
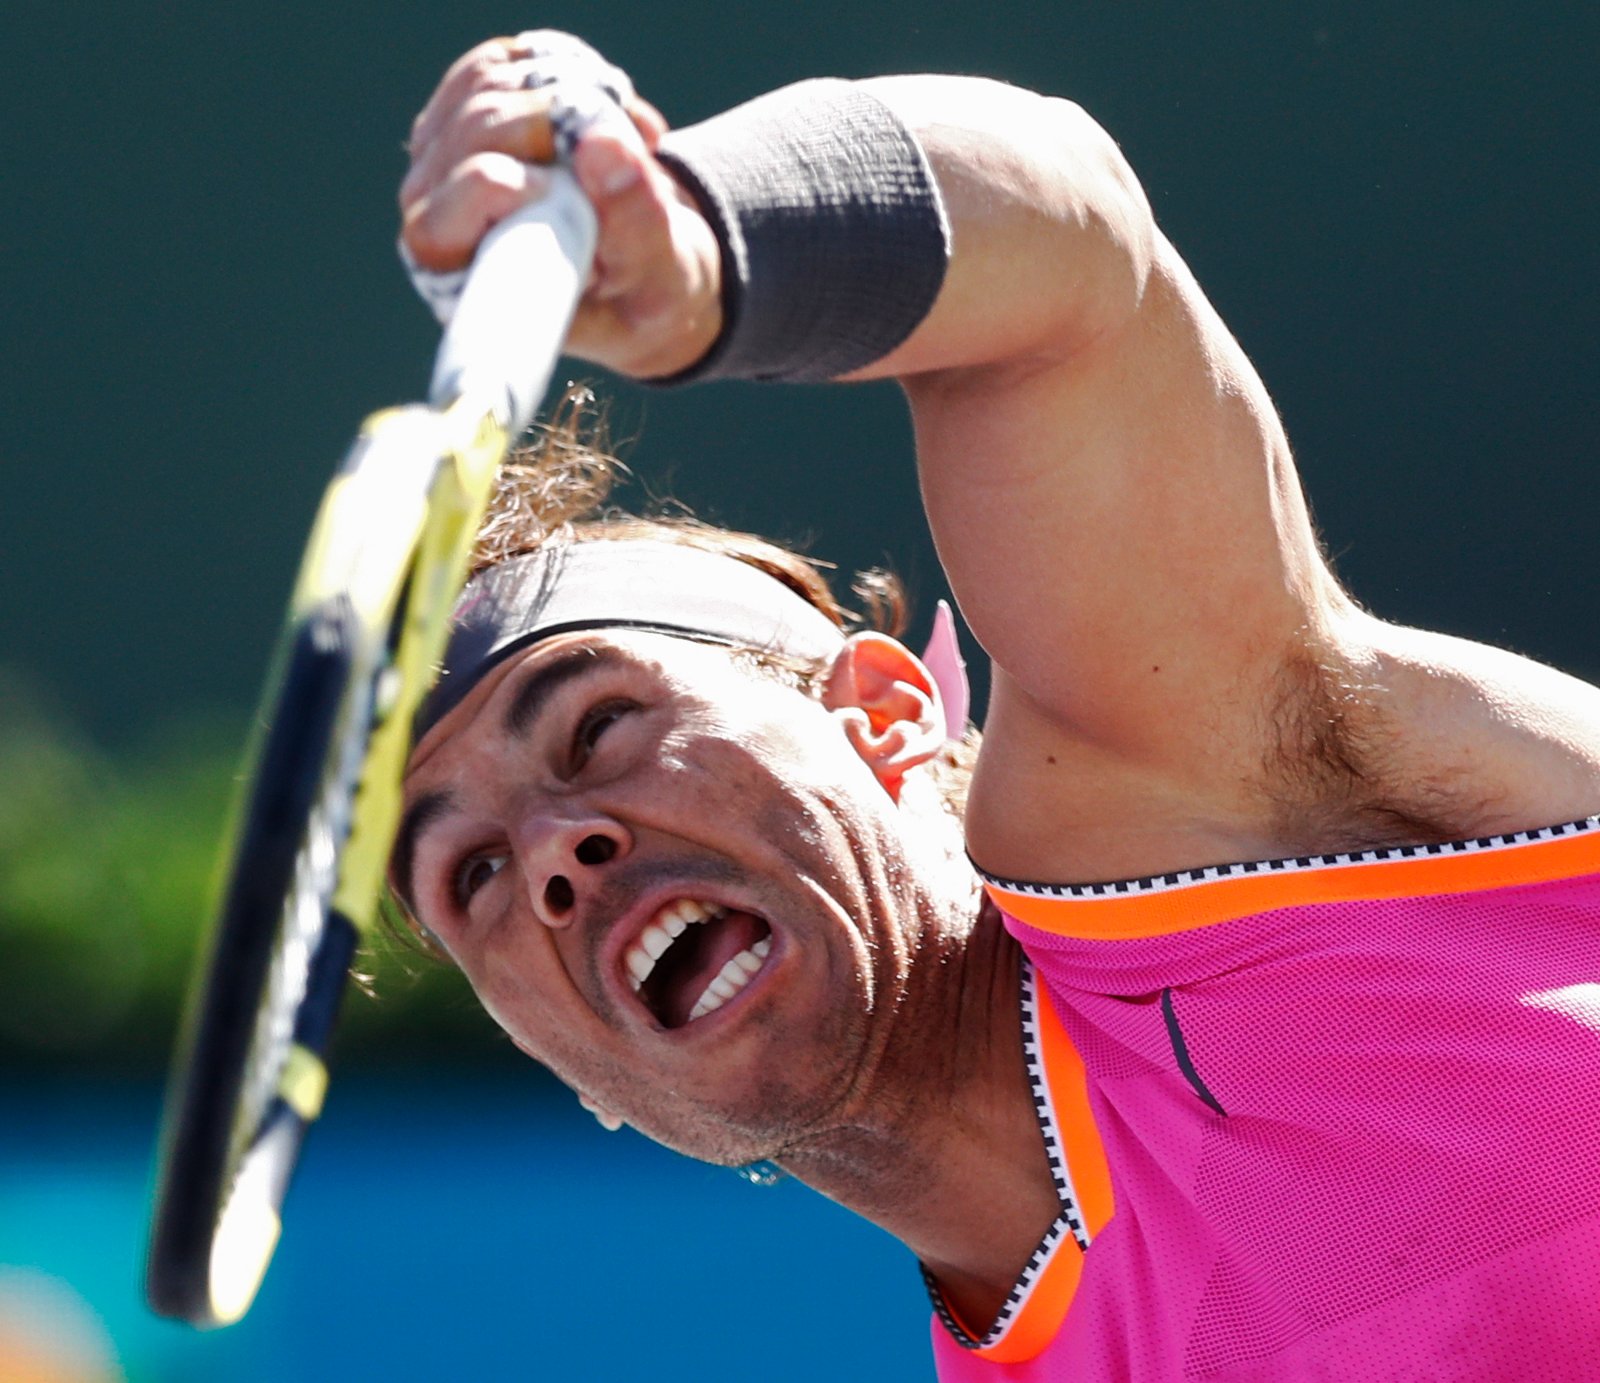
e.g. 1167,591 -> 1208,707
849,79 -> 1344,868
851,76 -> 1156,379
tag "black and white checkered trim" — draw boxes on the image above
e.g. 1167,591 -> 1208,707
978,817 -> 1600,900
924,959 -> 1089,1352
1020,960 -> 1090,1249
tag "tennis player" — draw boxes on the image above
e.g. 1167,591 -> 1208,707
395,33 -> 1600,1379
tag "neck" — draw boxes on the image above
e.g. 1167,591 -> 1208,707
775,892 -> 1061,1335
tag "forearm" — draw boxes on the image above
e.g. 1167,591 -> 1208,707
653,74 -> 1158,386
399,45 -> 1156,387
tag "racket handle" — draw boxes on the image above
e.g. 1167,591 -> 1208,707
428,169 -> 598,431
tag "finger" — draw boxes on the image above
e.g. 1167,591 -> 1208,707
625,95 -> 670,151
410,34 -> 651,162
408,35 -> 524,154
565,132 -> 722,375
402,87 -> 558,213
573,134 -> 676,312
566,138 -> 700,361
573,127 -> 647,204
404,85 -> 670,214
401,151 -> 552,272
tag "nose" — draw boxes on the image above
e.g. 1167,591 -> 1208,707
511,809 -> 629,928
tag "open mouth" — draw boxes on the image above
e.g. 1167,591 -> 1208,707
623,899 -> 774,1029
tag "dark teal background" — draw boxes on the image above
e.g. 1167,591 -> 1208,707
4,2 -> 1597,744
2,3 -> 1596,1380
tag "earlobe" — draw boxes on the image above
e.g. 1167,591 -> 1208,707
576,1089 -> 625,1133
511,1033 -> 627,1131
822,633 -> 946,799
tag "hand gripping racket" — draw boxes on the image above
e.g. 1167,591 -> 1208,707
146,90 -> 617,1328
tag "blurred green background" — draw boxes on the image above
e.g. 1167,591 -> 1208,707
1,1 -> 1595,1378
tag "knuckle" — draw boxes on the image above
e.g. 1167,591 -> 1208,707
398,167 -> 422,212
457,151 -> 538,208
458,151 -> 512,194
400,208 -> 451,269
446,51 -> 503,106
464,42 -> 506,81
461,90 -> 539,149
459,90 -> 502,130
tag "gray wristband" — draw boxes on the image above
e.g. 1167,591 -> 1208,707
654,79 -> 951,384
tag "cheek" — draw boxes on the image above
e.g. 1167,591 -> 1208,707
673,700 -> 864,802
477,980 -> 603,1092
660,735 -> 847,863
465,932 -> 580,1055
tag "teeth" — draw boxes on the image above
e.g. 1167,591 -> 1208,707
689,990 -> 726,1020
624,899 -> 726,992
687,938 -> 774,1022
666,900 -> 712,929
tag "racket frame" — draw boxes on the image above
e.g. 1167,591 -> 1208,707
148,165 -> 599,1327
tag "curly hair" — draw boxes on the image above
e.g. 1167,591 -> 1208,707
470,385 -> 980,802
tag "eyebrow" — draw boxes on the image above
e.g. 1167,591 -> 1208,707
392,788 -> 455,921
503,643 -> 622,739
392,645 -> 625,916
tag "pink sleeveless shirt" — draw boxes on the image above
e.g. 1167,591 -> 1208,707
929,818 -> 1600,1380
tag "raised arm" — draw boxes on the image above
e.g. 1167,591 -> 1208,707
850,78 -> 1346,877
847,76 -> 1157,379
400,43 -> 1353,879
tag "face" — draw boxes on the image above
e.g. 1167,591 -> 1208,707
397,630 -> 927,1165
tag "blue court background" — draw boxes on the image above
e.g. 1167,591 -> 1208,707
4,1077 -> 929,1381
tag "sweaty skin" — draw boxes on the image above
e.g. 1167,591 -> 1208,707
399,40 -> 1600,1331
402,629 -> 1061,1323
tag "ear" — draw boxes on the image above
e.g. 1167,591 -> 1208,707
575,1089 -> 625,1133
510,1034 -> 627,1132
822,632 -> 946,800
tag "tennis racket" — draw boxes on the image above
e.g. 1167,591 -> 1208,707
146,98 -> 610,1328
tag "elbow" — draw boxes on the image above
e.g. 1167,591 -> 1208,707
1100,127 -> 1158,315
1054,98 -> 1157,336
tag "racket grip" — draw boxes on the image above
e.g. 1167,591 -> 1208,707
428,169 -> 598,432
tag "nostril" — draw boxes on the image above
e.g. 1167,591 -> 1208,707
575,834 -> 616,866
545,875 -> 575,914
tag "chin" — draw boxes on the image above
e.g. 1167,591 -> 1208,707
626,1108 -> 782,1168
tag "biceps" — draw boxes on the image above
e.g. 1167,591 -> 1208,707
907,244 -> 1339,755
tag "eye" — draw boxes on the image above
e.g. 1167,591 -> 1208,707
452,851 -> 507,909
571,699 -> 636,770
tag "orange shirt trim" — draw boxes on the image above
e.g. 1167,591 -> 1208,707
928,963 -> 1114,1364
984,818 -> 1600,942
